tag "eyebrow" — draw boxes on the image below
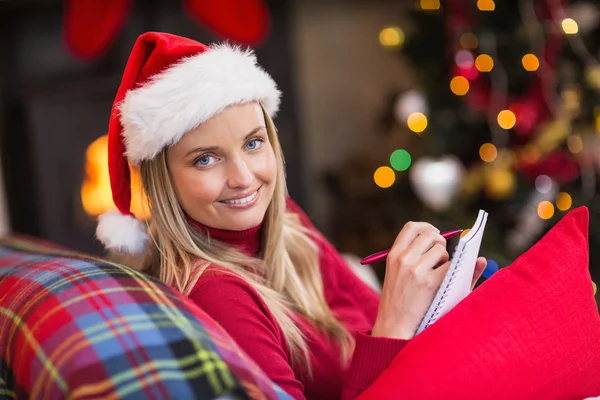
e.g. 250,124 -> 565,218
184,126 -> 265,157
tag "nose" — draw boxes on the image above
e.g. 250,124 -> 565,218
226,157 -> 254,189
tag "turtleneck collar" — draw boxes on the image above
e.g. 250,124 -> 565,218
187,216 -> 263,256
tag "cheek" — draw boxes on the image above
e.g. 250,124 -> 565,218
172,167 -> 223,207
254,148 -> 277,183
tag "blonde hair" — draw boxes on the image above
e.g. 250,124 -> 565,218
138,104 -> 354,372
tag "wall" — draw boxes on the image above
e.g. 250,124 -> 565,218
291,0 -> 416,234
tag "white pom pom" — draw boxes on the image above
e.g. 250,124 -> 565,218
96,211 -> 149,254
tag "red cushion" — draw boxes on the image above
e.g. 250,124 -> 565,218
359,206 -> 600,400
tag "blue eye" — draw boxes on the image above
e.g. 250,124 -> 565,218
195,154 -> 216,167
245,138 -> 264,151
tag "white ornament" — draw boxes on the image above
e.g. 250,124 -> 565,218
395,90 -> 428,123
409,155 -> 465,212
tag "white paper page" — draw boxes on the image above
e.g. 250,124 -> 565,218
416,209 -> 488,334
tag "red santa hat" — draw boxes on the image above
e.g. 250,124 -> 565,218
96,32 -> 281,254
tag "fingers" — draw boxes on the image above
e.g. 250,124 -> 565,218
420,242 -> 450,269
432,260 -> 451,281
410,230 -> 447,256
391,222 -> 439,251
471,257 -> 487,290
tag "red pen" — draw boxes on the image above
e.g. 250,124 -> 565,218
359,229 -> 464,265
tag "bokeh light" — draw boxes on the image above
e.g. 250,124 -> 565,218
497,109 -> 516,129
450,76 -> 470,96
479,143 -> 498,162
379,26 -> 405,48
407,112 -> 428,133
482,259 -> 499,279
374,166 -> 395,188
521,54 -> 540,71
455,50 -> 475,69
556,192 -> 572,211
460,32 -> 478,49
535,175 -> 553,194
390,149 -> 412,171
475,54 -> 494,72
420,0 -> 441,10
485,168 -> 516,200
537,201 -> 555,220
477,0 -> 495,11
561,18 -> 579,35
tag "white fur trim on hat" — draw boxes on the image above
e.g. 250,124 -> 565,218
96,211 -> 149,254
119,43 -> 281,164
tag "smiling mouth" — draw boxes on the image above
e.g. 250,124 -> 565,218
219,187 -> 261,205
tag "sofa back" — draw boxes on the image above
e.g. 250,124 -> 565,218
0,236 -> 291,400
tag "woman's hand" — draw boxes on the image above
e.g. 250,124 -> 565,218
472,257 -> 487,290
372,222 -> 487,340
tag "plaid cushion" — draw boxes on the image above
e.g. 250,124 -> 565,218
0,236 -> 292,400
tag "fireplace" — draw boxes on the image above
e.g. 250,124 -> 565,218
16,76 -> 126,254
1,0 -> 304,256
81,134 -> 149,221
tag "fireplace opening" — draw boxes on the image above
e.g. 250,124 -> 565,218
81,134 -> 150,220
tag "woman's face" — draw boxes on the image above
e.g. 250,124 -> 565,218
167,102 -> 277,231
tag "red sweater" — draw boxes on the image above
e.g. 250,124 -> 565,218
189,199 -> 408,399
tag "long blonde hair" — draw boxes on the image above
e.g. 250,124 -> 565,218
138,104 -> 354,372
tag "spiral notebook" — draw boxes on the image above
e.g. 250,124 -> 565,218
415,209 -> 488,335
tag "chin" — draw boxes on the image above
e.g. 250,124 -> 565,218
224,210 -> 266,231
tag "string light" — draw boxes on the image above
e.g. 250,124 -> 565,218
460,32 -> 478,49
521,54 -> 540,71
390,149 -> 412,171
419,0 -> 441,11
475,54 -> 494,72
374,166 -> 395,188
407,112 -> 428,133
537,200 -> 555,219
477,0 -> 495,11
479,143 -> 498,162
561,18 -> 579,35
379,26 -> 405,48
567,135 -> 583,154
497,109 -> 516,129
556,192 -> 572,211
450,76 -> 470,96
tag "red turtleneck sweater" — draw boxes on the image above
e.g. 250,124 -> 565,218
189,198 -> 408,400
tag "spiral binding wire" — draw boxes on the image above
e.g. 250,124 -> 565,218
423,250 -> 466,328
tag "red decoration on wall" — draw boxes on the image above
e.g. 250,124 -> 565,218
63,0 -> 271,61
64,0 -> 133,61
183,0 -> 270,47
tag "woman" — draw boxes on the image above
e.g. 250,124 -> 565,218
97,32 -> 486,400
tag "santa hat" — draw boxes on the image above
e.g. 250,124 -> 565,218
96,32 -> 281,254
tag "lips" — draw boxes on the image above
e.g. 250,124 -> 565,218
219,188 -> 260,205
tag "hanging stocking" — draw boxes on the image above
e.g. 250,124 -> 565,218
183,0 -> 271,46
64,0 -> 133,61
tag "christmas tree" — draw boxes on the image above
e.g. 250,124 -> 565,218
326,0 -> 600,302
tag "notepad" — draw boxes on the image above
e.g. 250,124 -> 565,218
415,209 -> 488,335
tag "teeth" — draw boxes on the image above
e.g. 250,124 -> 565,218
221,190 -> 258,205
